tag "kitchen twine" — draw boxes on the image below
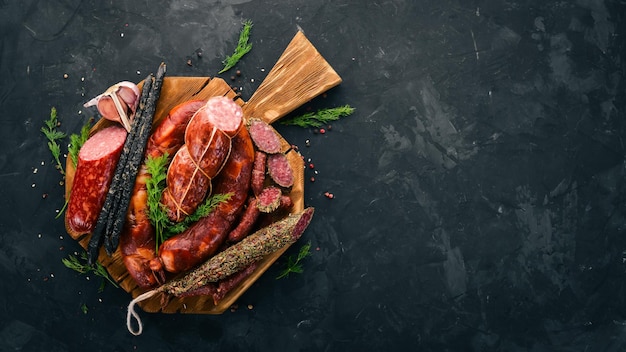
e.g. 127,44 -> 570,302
127,289 -> 161,335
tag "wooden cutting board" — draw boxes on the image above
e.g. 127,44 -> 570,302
64,30 -> 342,314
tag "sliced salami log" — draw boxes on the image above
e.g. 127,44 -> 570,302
160,97 -> 243,222
248,118 -> 281,154
66,126 -> 127,235
267,152 -> 294,188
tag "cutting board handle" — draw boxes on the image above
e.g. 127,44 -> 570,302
242,31 -> 342,124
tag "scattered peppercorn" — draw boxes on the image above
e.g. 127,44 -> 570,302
236,70 -> 241,76
319,128 -> 326,134
310,177 -> 315,182
309,163 -> 314,169
187,59 -> 193,66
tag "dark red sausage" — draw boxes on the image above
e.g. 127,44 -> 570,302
251,150 -> 267,196
160,97 -> 243,222
227,197 -> 260,243
155,126 -> 255,273
178,262 -> 259,305
66,126 -> 127,235
120,100 -> 205,288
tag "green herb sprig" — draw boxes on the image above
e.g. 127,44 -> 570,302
167,192 -> 233,235
68,119 -> 92,167
144,154 -> 232,250
280,105 -> 355,128
276,241 -> 311,279
145,153 -> 170,249
62,252 -> 119,291
219,20 -> 253,74
41,107 -> 67,174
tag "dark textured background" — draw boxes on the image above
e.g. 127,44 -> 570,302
1,0 -> 626,350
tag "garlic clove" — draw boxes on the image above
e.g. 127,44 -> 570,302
83,81 -> 140,132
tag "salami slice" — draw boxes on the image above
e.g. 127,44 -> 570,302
66,126 -> 127,235
248,118 -> 281,154
257,186 -> 282,213
266,153 -> 294,188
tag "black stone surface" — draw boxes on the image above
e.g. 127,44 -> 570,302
1,0 -> 626,350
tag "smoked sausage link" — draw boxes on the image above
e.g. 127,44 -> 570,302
160,97 -> 243,222
156,126 -> 255,273
66,126 -> 127,235
120,100 -> 205,288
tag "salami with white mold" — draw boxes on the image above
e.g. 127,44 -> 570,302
65,125 -> 127,236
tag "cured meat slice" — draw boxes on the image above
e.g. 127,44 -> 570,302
266,153 -> 294,188
247,118 -> 281,154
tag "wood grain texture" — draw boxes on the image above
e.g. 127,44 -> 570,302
243,31 -> 342,124
64,31 -> 338,315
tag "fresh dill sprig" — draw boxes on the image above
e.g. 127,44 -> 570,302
144,154 -> 233,250
145,153 -> 170,249
167,192 -> 233,235
41,107 -> 67,174
219,20 -> 253,74
276,241 -> 311,279
62,252 -> 119,290
55,199 -> 68,220
68,119 -> 92,167
280,105 -> 355,128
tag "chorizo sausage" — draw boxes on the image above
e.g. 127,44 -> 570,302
120,100 -> 205,288
66,126 -> 127,236
160,97 -> 243,222
155,125 -> 255,273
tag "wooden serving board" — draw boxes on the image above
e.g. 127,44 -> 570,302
64,30 -> 341,314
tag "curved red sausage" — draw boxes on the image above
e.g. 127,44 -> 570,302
160,97 -> 243,222
66,126 -> 127,235
120,100 -> 206,288
155,126 -> 255,273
